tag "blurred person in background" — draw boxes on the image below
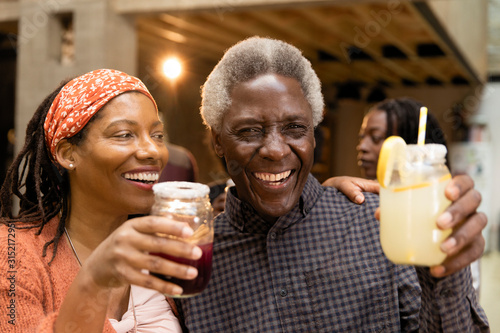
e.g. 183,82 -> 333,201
159,142 -> 199,183
356,97 -> 447,180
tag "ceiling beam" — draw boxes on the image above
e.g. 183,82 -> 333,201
112,0 -> 395,15
409,1 -> 482,84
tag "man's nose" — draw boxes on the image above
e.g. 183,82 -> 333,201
259,131 -> 291,161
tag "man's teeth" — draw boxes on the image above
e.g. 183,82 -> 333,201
254,171 -> 291,182
123,172 -> 159,182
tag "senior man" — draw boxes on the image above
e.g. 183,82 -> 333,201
176,37 -> 489,332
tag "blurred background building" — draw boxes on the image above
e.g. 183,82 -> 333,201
0,0 -> 499,329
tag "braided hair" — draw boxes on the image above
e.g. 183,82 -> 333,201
373,97 -> 447,146
0,79 -> 91,264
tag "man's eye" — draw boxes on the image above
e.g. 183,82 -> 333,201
238,128 -> 262,136
284,124 -> 308,136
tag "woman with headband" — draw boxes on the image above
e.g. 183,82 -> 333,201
0,68 -> 377,332
0,69 -> 197,332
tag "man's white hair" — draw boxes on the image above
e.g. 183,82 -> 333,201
200,36 -> 325,133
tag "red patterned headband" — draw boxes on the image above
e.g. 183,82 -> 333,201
44,68 -> 157,161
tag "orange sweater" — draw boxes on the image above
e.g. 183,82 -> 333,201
0,217 -> 116,332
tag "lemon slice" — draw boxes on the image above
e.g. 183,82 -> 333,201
377,136 -> 406,188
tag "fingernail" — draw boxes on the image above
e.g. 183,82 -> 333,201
430,265 -> 446,277
192,246 -> 202,259
186,267 -> 198,279
441,237 -> 457,253
448,185 -> 459,200
172,286 -> 183,295
181,227 -> 194,238
437,212 -> 453,229
354,194 -> 364,204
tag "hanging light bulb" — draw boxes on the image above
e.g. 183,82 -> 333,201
163,57 -> 182,79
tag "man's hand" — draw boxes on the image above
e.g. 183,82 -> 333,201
430,174 -> 487,278
322,176 -> 379,204
325,174 -> 487,278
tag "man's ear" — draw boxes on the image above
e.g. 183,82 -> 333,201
211,130 -> 224,158
54,139 -> 76,170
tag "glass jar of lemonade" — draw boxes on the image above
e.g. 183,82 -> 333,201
379,143 -> 451,266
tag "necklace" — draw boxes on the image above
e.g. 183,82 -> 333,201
64,227 -> 82,266
63,226 -> 138,331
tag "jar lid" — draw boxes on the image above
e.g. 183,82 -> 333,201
406,143 -> 447,163
153,181 -> 210,199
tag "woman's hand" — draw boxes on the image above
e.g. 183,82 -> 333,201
57,216 -> 201,332
322,176 -> 379,204
84,215 -> 202,296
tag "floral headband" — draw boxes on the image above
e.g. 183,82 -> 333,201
43,68 -> 157,161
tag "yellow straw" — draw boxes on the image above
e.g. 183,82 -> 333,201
417,106 -> 428,145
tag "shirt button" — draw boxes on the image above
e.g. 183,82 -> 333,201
280,288 -> 287,297
270,232 -> 277,240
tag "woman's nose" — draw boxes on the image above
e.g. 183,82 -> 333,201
357,136 -> 370,153
136,136 -> 162,160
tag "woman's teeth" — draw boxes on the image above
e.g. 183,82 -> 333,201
123,172 -> 159,183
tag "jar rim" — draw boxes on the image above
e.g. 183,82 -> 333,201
153,181 -> 210,199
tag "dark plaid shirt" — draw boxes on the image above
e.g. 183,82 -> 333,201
177,175 -> 489,332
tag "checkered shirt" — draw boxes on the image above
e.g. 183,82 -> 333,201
177,175 -> 489,332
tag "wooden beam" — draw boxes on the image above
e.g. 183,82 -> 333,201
156,13 -> 242,47
112,0 -> 395,15
137,17 -> 228,59
247,10 -> 347,62
196,10 -> 327,63
407,2 -> 481,84
299,5 -> 426,83
137,27 -> 222,63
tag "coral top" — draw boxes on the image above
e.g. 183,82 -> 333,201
0,217 -> 181,332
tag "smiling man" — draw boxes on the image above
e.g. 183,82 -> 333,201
175,37 -> 489,332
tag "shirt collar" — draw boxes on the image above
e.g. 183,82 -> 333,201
224,174 -> 324,233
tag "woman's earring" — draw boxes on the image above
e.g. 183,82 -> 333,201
69,163 -> 74,169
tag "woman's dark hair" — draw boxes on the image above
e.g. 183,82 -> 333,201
0,78 -> 97,264
373,97 -> 447,147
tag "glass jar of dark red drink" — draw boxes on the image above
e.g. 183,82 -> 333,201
150,181 -> 214,298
